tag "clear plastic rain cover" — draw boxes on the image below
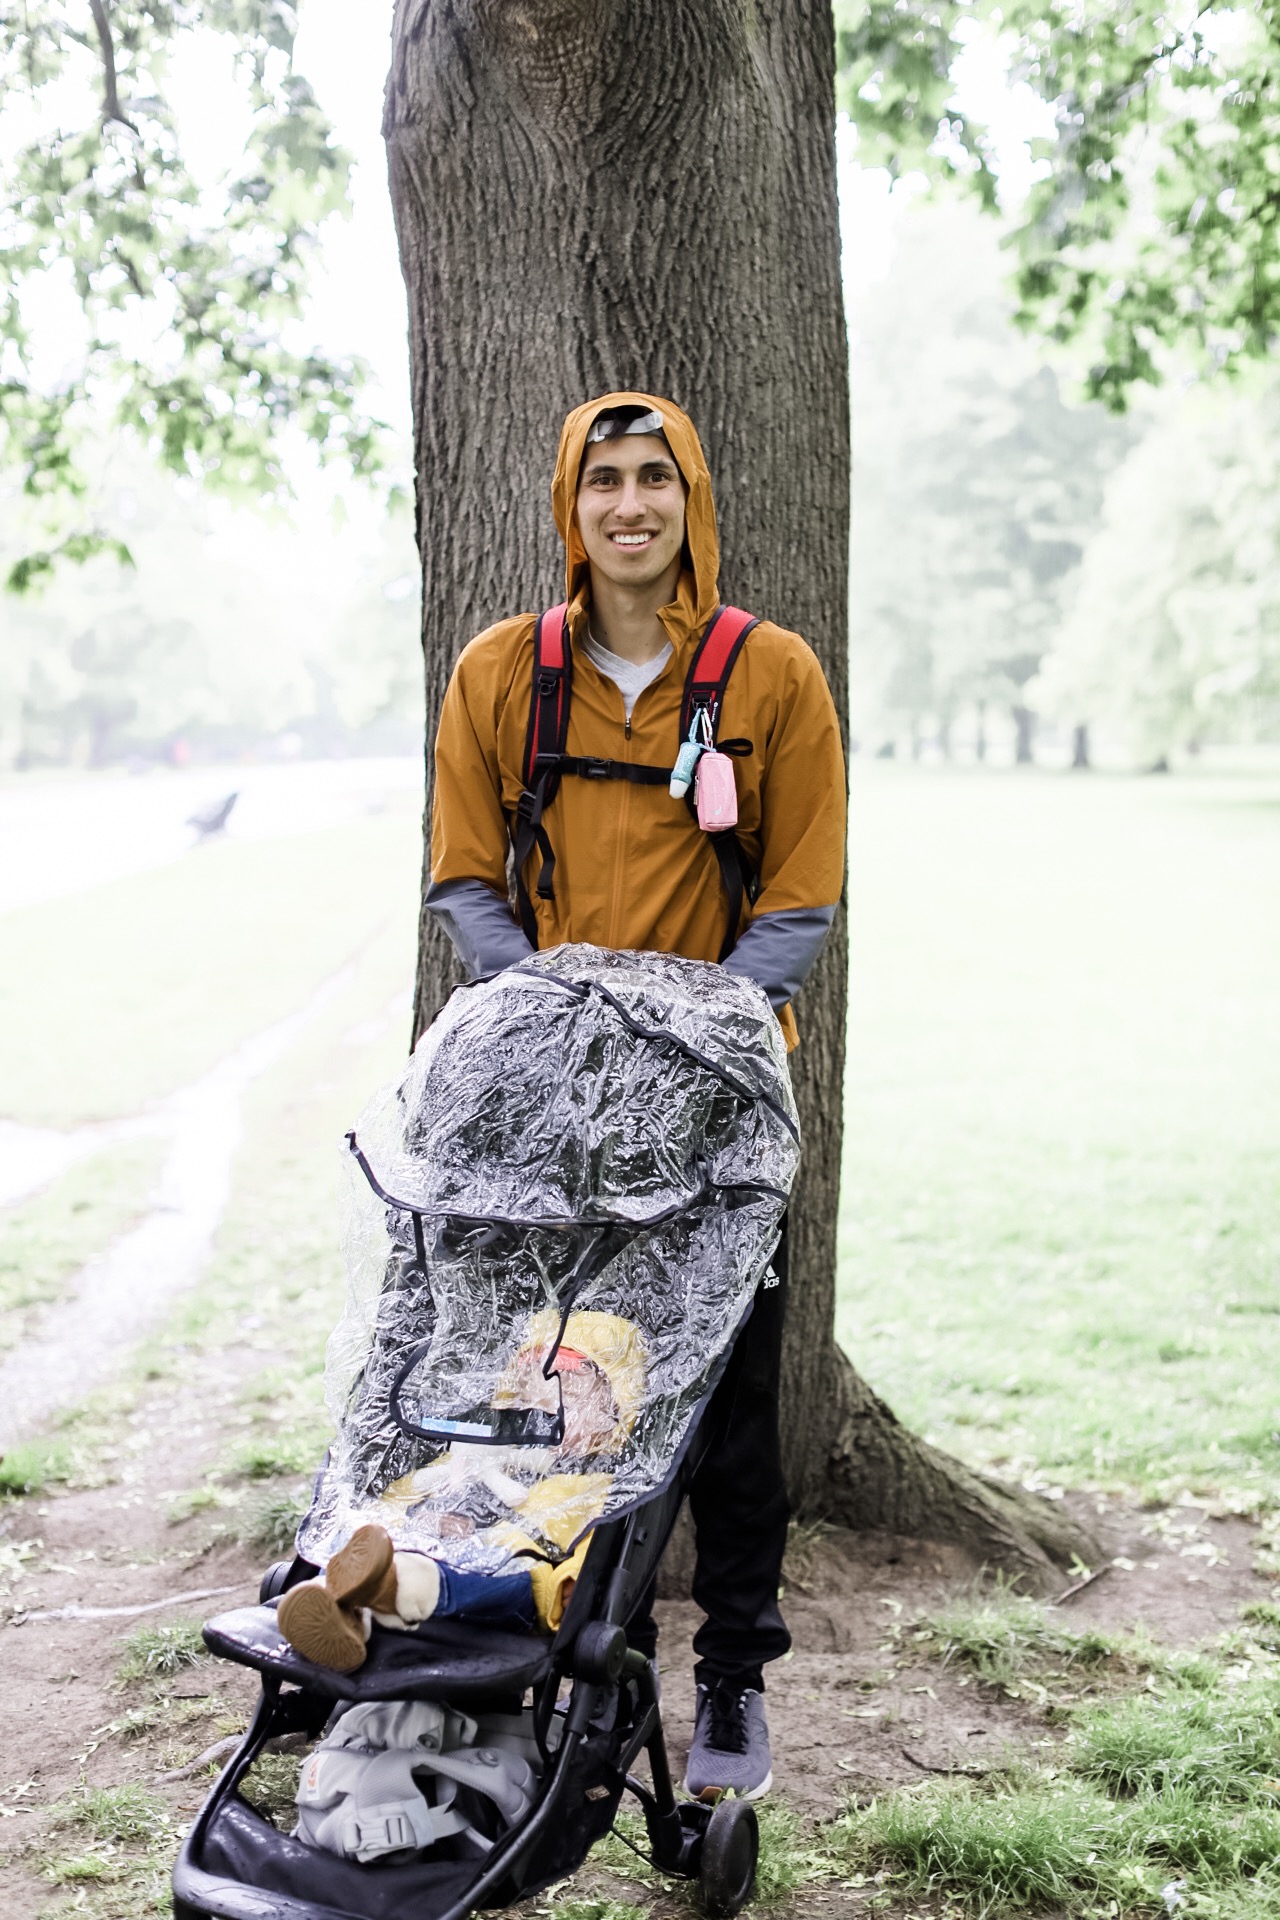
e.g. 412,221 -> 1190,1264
297,946 -> 800,1585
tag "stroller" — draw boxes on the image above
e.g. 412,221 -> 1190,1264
173,945 -> 800,1920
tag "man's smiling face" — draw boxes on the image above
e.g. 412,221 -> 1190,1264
576,432 -> 687,593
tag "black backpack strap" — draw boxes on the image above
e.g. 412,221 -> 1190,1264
681,606 -> 760,959
512,602 -> 571,943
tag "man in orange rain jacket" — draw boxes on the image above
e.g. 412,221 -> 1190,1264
425,391 -> 846,1799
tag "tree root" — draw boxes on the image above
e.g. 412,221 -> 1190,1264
811,1351 -> 1102,1586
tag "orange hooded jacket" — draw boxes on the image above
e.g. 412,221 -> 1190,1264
427,392 -> 846,1047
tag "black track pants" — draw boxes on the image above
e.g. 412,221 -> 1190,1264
630,1224 -> 792,1694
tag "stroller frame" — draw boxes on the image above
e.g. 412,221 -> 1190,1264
172,1424 -> 761,1920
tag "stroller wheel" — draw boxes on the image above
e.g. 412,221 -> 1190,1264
259,1554 -> 319,1604
258,1560 -> 293,1603
699,1796 -> 758,1916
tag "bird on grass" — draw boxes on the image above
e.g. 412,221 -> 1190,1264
187,792 -> 239,839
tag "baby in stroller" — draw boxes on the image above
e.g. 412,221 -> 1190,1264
277,1306 -> 646,1668
174,945 -> 799,1920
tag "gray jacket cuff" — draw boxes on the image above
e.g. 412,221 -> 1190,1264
423,877 -> 535,979
721,905 -> 836,1009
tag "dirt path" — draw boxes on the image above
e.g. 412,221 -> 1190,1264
0,963 -> 358,1447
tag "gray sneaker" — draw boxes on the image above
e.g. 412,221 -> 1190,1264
684,1682 -> 772,1800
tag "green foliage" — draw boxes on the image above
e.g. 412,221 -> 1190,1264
117,1617 -> 208,1682
835,2 -> 1280,406
0,1 -> 390,588
834,0 -> 998,204
1005,0 -> 1280,408
0,458 -> 421,767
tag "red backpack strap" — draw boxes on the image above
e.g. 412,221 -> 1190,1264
679,605 -> 759,744
512,603 -> 571,944
522,602 -> 571,787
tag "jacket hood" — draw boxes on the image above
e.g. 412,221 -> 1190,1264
551,391 -> 720,640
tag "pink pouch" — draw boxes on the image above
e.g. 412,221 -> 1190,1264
695,750 -> 739,832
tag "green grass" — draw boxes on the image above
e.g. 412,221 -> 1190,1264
552,1902 -> 649,1920
0,1435 -> 76,1496
56,1784 -> 166,1845
1071,1671 -> 1280,1802
838,765 -> 1280,1507
238,1750 -> 303,1825
0,1138 -> 164,1349
748,1800 -> 840,1909
836,1603 -> 1280,1915
116,1618 -> 208,1683
0,799 -> 420,1126
8,765 -> 1279,1917
233,1419 -> 330,1480
41,1783 -> 177,1914
829,769 -> 1280,1914
583,1802 -> 834,1917
239,1485 -> 310,1554
1240,1600 -> 1280,1650
911,1585 -> 1124,1696
0,840 -> 417,1511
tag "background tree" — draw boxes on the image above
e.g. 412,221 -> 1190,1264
385,0 -> 1094,1578
851,199 -> 1131,760
0,456 -> 421,768
1033,377 -> 1280,762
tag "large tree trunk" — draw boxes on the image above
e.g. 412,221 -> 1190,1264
384,0 -> 1097,1581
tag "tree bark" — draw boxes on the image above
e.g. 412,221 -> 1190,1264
1070,722 -> 1091,770
385,0 -> 1097,1580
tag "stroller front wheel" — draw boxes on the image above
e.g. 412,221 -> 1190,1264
698,1796 -> 759,1916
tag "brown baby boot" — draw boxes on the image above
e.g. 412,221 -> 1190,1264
277,1581 -> 369,1672
276,1525 -> 397,1672
323,1524 -> 397,1611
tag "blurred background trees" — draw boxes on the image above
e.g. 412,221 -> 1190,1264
1,0 -> 1278,771
0,464 -> 421,768
850,199 -> 1134,762
1034,377 -> 1280,763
